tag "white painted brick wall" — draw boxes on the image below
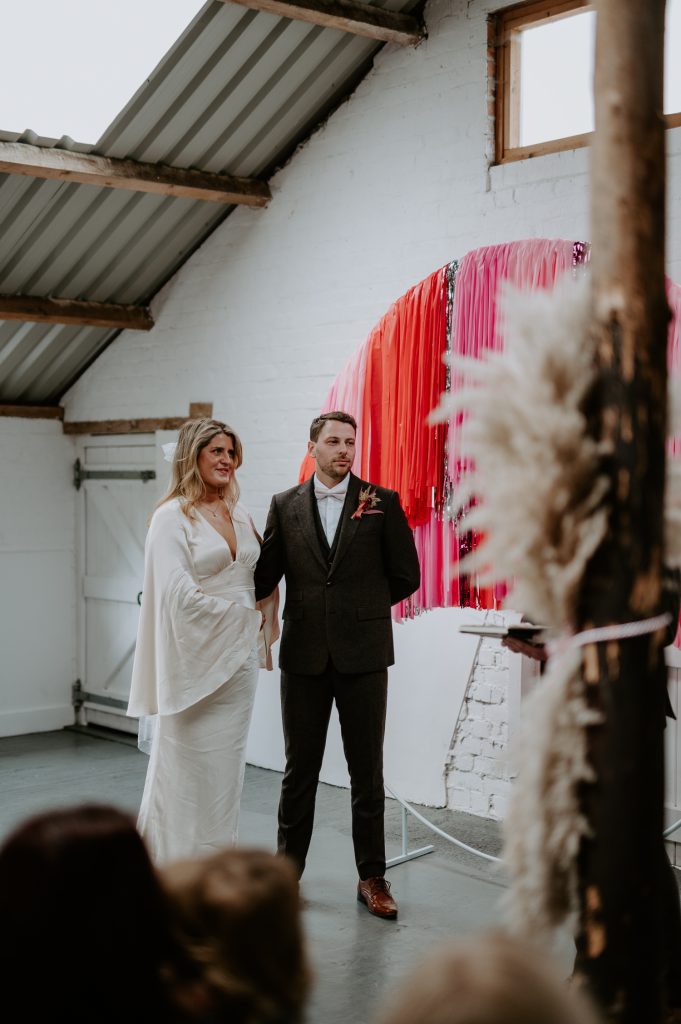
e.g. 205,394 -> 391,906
54,0 -> 681,815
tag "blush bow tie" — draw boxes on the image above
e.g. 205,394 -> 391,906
314,489 -> 345,502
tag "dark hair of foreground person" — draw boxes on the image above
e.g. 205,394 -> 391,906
0,803 -> 193,1023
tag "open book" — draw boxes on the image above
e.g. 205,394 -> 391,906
458,622 -> 548,641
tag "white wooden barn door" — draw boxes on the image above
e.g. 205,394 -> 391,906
75,434 -> 164,733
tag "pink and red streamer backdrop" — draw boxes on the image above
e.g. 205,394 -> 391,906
299,238 -> 681,623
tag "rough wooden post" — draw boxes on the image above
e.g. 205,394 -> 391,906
573,1 -> 676,1020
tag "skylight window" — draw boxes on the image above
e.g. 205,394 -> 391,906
0,0 -> 206,145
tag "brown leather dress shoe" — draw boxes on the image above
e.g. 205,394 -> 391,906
357,876 -> 398,919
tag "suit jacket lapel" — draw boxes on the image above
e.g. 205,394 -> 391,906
329,473 -> 363,574
293,477 -> 329,571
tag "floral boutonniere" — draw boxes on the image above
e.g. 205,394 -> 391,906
351,486 -> 383,520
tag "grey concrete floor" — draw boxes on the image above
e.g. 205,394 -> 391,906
0,726 -> 557,1024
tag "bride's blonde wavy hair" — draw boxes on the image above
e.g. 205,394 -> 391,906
157,418 -> 243,519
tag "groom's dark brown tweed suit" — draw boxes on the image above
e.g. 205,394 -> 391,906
254,471 -> 420,879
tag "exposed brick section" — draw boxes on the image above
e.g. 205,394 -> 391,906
445,637 -> 512,820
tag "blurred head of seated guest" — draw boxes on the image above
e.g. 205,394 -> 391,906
374,930 -> 602,1024
0,803 -> 192,1023
161,847 -> 310,1024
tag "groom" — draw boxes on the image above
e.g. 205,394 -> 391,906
254,411 -> 420,919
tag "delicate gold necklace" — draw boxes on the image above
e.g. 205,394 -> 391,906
202,498 -> 224,520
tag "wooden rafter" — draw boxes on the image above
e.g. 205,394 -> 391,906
63,416 -> 188,436
63,403 -> 214,436
0,404 -> 64,420
0,141 -> 271,207
0,295 -> 154,331
217,0 -> 425,45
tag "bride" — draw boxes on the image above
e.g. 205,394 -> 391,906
127,418 -> 278,862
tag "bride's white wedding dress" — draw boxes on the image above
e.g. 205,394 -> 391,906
127,498 -> 278,862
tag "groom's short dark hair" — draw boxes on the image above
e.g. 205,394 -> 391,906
309,411 -> 357,442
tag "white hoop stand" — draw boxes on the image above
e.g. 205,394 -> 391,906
385,783 -> 502,869
664,818 -> 681,839
386,798 -> 435,868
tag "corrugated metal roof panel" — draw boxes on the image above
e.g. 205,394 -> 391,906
0,0 -> 422,406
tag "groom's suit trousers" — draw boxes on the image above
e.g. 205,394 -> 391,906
278,662 -> 388,880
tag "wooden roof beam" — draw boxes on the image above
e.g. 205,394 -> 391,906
218,0 -> 425,45
63,416 -> 188,435
0,295 -> 154,331
0,404 -> 63,420
63,403 -> 214,435
0,141 -> 271,207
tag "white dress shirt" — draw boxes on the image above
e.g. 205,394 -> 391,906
313,474 -> 349,545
